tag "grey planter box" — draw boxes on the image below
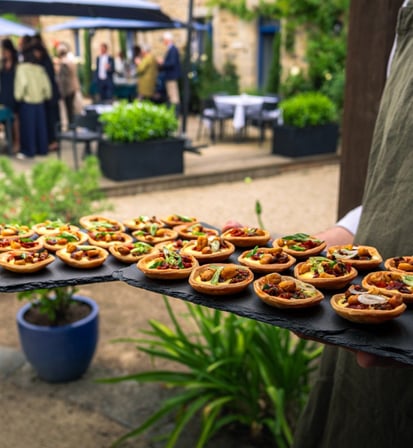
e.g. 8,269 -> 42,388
272,123 -> 339,157
98,137 -> 186,181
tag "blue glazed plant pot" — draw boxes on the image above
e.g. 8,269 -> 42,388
16,295 -> 99,383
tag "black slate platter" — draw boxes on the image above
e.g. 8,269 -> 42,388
118,261 -> 413,366
0,256 -> 125,292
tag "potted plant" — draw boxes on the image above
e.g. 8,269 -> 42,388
0,156 -> 109,382
272,92 -> 339,157
98,100 -> 185,181
16,287 -> 99,383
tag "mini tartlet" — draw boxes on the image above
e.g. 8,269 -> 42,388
0,236 -> 43,253
361,271 -> 413,302
0,224 -> 34,239
188,263 -> 254,296
161,214 -> 197,227
56,244 -> 109,269
137,249 -> 198,280
0,249 -> 54,273
123,215 -> 165,231
109,241 -> 157,263
32,220 -> 79,235
238,246 -> 296,274
384,256 -> 413,274
174,222 -> 219,240
254,273 -> 324,309
294,256 -> 358,290
87,231 -> 133,248
79,215 -> 125,232
330,285 -> 406,324
326,244 -> 383,270
181,236 -> 235,263
273,233 -> 326,258
41,230 -> 88,252
132,225 -> 178,245
221,227 -> 271,248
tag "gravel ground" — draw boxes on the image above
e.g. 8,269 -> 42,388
0,163 -> 339,448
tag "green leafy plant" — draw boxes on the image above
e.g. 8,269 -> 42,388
100,296 -> 322,448
280,92 -> 338,128
0,156 -> 110,323
99,100 -> 178,143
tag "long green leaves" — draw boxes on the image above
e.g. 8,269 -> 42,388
101,296 -> 322,447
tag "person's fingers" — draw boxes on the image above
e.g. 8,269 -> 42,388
221,220 -> 242,232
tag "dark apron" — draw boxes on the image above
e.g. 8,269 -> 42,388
292,4 -> 413,448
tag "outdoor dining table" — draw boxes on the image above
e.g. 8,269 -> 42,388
213,94 -> 279,133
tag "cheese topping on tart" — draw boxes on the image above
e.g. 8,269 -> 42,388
175,223 -> 219,240
161,214 -> 197,227
42,231 -> 87,251
0,224 -> 33,239
123,215 -> 164,231
32,220 -> 79,235
79,215 -> 125,232
384,256 -> 413,273
56,243 -> 108,268
275,233 -> 325,253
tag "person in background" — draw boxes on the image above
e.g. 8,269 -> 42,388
31,35 -> 60,152
114,49 -> 127,81
14,44 -> 51,159
0,38 -> 20,153
56,43 -> 80,126
291,2 -> 413,447
95,43 -> 114,103
158,32 -> 181,116
135,44 -> 158,101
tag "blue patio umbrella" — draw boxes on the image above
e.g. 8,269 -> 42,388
0,17 -> 36,36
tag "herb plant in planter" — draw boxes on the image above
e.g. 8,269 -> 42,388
98,100 -> 185,181
272,92 -> 339,157
0,156 -> 108,382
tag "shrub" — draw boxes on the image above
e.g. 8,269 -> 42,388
101,296 -> 322,448
99,100 -> 178,143
280,92 -> 338,128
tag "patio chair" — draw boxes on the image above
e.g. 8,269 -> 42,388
196,97 -> 234,142
246,98 -> 281,145
56,112 -> 102,170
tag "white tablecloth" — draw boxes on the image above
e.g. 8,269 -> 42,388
213,94 -> 279,130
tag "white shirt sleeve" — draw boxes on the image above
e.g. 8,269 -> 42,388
336,205 -> 362,235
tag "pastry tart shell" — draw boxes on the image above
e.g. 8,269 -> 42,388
0,250 -> 55,273
384,256 -> 413,274
330,293 -> 406,324
362,271 -> 413,302
254,273 -> 324,309
293,263 -> 358,290
108,243 -> 157,263
56,246 -> 109,269
221,229 -> 271,248
181,240 -> 235,264
188,263 -> 254,296
238,249 -> 296,274
79,215 -> 125,232
173,223 -> 219,240
40,231 -> 88,252
132,228 -> 178,245
87,232 -> 133,249
32,222 -> 80,236
137,253 -> 198,280
326,245 -> 383,270
273,240 -> 326,259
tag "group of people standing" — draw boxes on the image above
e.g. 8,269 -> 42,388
0,34 -> 80,159
94,31 -> 181,115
